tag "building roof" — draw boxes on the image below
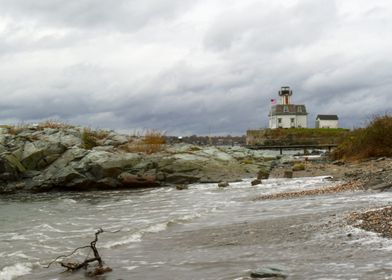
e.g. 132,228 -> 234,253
316,114 -> 339,120
269,104 -> 307,116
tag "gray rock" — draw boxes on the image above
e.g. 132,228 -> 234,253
250,266 -> 287,278
218,181 -> 229,188
77,151 -> 141,179
176,184 -> 189,190
20,141 -> 66,170
0,144 -> 6,154
39,131 -> 82,147
104,133 -> 129,146
0,153 -> 26,182
118,172 -> 159,188
369,182 -> 392,191
251,179 -> 262,186
283,171 -> 293,178
0,127 -> 9,134
165,173 -> 201,184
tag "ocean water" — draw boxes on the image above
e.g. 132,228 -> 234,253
1,177 -> 392,280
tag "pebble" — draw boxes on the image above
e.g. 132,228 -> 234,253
255,180 -> 364,201
348,206 -> 392,238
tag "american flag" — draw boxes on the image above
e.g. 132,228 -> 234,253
270,99 -> 277,105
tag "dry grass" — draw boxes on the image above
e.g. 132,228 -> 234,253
37,120 -> 73,130
5,124 -> 29,135
93,129 -> 110,140
332,114 -> 392,161
120,130 -> 166,154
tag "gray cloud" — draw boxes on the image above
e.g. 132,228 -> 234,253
0,0 -> 196,31
0,0 -> 392,135
204,0 -> 337,52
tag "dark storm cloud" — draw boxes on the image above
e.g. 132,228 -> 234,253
0,0 -> 392,134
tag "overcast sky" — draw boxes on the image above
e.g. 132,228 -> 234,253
0,0 -> 391,135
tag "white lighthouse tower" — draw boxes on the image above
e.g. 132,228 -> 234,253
269,86 -> 308,129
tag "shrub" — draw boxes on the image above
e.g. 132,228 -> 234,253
241,158 -> 254,164
81,128 -> 98,149
292,163 -> 305,171
80,128 -> 111,150
332,114 -> 392,161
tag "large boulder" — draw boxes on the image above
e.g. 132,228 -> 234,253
28,149 -> 143,191
19,141 -> 66,170
76,151 -> 141,179
27,148 -> 89,191
103,133 -> 129,146
0,153 -> 26,182
39,129 -> 82,147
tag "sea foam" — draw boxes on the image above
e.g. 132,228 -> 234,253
0,263 -> 32,280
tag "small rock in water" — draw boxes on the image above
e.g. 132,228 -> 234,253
250,266 -> 287,279
322,176 -> 334,181
176,184 -> 188,190
283,171 -> 293,178
251,179 -> 262,186
218,181 -> 229,188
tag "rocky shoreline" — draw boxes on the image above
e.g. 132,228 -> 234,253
266,155 -> 392,242
0,125 -> 273,194
3,124 -> 392,242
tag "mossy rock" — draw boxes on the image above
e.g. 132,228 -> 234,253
292,163 -> 305,171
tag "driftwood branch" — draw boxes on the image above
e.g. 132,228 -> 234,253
46,228 -> 120,276
45,245 -> 91,269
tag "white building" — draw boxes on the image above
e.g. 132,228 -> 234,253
268,86 -> 308,129
315,115 -> 339,128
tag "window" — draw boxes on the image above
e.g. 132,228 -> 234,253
290,118 -> 295,123
283,106 -> 289,113
278,118 -> 282,123
297,106 -> 302,113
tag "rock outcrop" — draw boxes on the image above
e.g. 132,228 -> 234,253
0,125 -> 275,193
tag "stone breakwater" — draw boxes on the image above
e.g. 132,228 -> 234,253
348,206 -> 392,238
0,125 -> 273,193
